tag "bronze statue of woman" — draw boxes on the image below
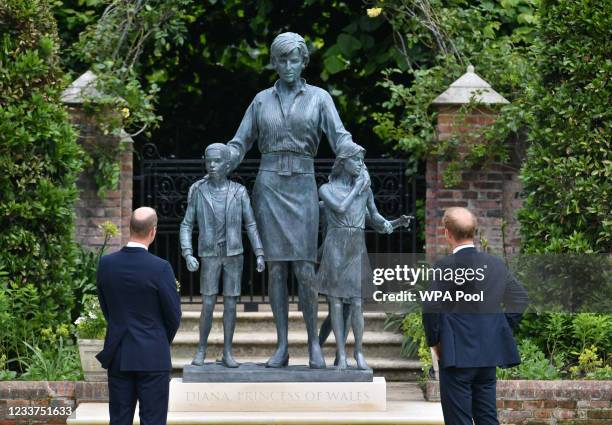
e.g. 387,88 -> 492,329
226,32 -> 368,369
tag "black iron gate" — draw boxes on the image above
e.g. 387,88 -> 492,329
135,143 -> 423,307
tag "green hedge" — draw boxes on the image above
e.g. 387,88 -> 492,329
515,1 -> 611,379
518,0 -> 611,253
0,0 -> 84,372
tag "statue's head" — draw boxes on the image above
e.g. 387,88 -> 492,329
204,143 -> 231,179
270,32 -> 309,85
343,151 -> 365,177
331,143 -> 365,180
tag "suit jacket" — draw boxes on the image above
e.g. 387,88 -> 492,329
95,247 -> 182,371
179,179 -> 264,258
422,247 -> 528,369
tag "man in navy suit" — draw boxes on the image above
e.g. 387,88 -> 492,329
96,207 -> 182,425
423,207 -> 528,425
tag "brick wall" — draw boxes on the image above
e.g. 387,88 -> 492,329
67,107 -> 133,253
425,380 -> 612,425
0,381 -> 107,424
425,105 -> 523,256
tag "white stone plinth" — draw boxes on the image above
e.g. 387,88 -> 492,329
168,377 -> 386,412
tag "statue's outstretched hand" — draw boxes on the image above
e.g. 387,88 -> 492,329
186,255 -> 200,272
256,256 -> 266,272
400,214 -> 414,228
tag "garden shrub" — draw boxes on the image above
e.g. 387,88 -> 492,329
513,0 -> 612,378
0,0 -> 84,373
518,0 -> 611,253
514,312 -> 611,379
398,309 -> 611,380
497,339 -> 563,380
75,294 -> 107,340
18,337 -> 83,381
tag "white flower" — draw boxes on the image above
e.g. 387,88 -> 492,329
75,317 -> 84,325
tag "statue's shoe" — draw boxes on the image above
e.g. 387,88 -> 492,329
191,349 -> 205,366
221,354 -> 240,368
308,343 -> 326,369
354,351 -> 370,370
265,349 -> 289,368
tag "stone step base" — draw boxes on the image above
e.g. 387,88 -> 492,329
178,311 -> 389,333
171,331 -> 404,359
68,401 -> 444,424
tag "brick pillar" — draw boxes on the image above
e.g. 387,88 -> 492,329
119,137 -> 133,247
62,71 -> 133,253
426,66 -> 522,256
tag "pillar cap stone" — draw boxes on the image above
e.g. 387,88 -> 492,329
432,65 -> 509,106
61,70 -> 102,104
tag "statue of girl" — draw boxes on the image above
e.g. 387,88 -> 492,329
317,142 -> 396,370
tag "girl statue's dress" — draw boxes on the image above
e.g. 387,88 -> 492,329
317,185 -> 372,300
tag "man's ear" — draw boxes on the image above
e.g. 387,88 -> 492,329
444,228 -> 452,245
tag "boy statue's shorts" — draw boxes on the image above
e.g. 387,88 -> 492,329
199,254 -> 243,297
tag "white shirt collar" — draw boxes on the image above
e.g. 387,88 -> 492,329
126,241 -> 148,250
453,243 -> 475,254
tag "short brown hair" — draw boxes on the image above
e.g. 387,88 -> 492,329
442,207 -> 477,240
130,209 -> 157,237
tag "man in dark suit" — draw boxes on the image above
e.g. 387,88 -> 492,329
423,207 -> 528,425
96,207 -> 182,425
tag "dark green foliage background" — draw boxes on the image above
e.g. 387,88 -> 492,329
139,1 -> 404,158
0,0 -> 84,369
53,0 -> 405,159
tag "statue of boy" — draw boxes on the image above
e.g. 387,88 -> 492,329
180,143 -> 265,368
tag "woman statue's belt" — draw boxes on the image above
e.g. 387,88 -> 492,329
259,152 -> 314,176
327,225 -> 365,230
